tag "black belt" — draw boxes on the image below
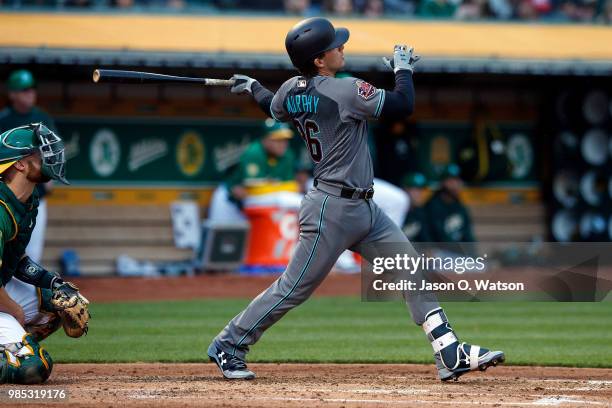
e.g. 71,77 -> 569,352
314,179 -> 374,200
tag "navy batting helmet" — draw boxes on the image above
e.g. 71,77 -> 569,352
285,17 -> 349,72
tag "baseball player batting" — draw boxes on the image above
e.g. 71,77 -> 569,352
208,17 -> 505,382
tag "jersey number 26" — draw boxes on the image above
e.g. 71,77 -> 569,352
293,119 -> 322,163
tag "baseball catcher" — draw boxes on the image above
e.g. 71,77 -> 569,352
208,17 -> 504,382
0,123 -> 89,384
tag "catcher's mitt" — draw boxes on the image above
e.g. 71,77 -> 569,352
51,282 -> 90,338
51,282 -> 80,309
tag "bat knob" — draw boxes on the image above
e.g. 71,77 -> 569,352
92,69 -> 101,83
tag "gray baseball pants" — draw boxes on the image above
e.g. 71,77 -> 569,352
213,187 -> 440,359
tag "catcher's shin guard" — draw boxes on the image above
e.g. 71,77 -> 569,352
0,334 -> 53,384
423,308 -> 505,381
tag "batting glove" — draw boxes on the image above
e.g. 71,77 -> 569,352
382,45 -> 420,73
230,74 -> 258,95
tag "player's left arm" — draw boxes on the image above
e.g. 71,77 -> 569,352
378,71 -> 415,119
229,74 -> 284,120
14,256 -> 63,290
229,74 -> 294,122
378,45 -> 419,120
331,46 -> 418,122
15,255 -> 90,333
14,256 -> 85,304
252,82 -> 276,119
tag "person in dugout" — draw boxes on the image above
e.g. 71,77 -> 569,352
0,69 -> 56,265
425,164 -> 476,243
207,119 -> 296,222
401,172 -> 432,242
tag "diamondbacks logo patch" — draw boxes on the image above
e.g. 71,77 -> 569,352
356,80 -> 377,100
297,79 -> 307,88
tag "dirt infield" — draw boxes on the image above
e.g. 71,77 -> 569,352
71,274 -> 361,302
3,363 -> 610,407
12,275 -> 606,407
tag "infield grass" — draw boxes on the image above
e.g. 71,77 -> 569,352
43,298 -> 612,367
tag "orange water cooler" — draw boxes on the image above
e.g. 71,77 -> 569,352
242,183 -> 302,273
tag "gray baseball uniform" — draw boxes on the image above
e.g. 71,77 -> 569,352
213,75 -> 440,359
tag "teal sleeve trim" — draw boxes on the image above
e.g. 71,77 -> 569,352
374,90 -> 386,118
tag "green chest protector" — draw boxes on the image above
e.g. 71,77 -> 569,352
0,183 -> 39,286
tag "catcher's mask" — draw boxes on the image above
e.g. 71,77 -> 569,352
0,123 -> 69,184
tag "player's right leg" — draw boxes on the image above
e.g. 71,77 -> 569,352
423,308 -> 505,381
4,278 -> 61,342
354,201 -> 504,381
209,189 -> 370,379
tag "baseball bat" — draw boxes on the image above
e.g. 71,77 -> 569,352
92,69 -> 235,86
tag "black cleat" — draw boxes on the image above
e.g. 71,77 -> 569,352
436,342 -> 505,382
207,343 -> 255,380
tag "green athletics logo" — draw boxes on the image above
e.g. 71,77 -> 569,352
176,131 -> 205,177
507,133 -> 533,179
444,213 -> 465,240
89,129 -> 120,177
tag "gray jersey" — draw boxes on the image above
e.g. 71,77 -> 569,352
271,76 -> 385,189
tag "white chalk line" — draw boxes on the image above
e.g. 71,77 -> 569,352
548,387 -> 610,391
76,375 -> 612,385
532,397 -> 605,406
283,387 -> 610,400
121,390 -> 609,407
296,387 -> 431,395
246,396 -> 606,406
539,379 -> 612,385
69,384 -> 611,404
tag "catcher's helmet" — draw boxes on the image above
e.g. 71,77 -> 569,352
0,123 -> 69,184
285,17 -> 349,71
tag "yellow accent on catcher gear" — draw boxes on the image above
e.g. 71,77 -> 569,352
38,348 -> 50,370
0,160 -> 16,174
0,200 -> 18,241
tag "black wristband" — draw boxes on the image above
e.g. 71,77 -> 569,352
15,256 -> 61,289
